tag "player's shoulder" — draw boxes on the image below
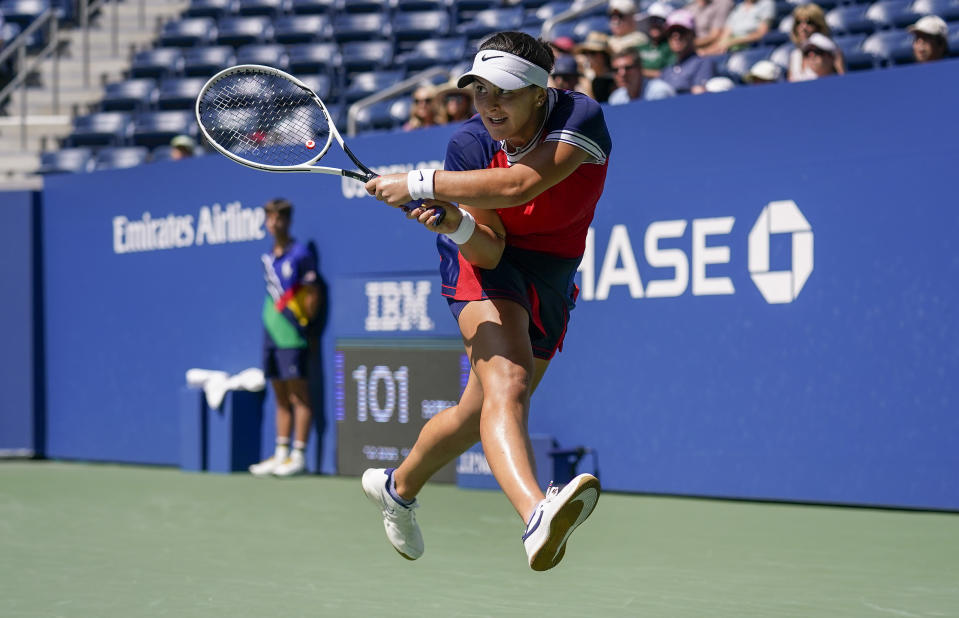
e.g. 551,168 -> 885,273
549,90 -> 605,126
545,89 -> 612,159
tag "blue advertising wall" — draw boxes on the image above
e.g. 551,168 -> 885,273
34,59 -> 959,509
0,191 -> 40,456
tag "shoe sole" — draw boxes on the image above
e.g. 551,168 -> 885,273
529,475 -> 600,572
361,469 -> 420,561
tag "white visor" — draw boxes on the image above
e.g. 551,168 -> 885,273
456,50 -> 549,91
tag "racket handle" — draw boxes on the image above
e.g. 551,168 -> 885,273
401,200 -> 445,227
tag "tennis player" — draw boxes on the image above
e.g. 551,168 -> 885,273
364,31 -> 611,571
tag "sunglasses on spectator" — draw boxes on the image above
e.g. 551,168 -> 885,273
613,63 -> 639,72
413,98 -> 433,104
804,48 -> 830,56
796,19 -> 818,26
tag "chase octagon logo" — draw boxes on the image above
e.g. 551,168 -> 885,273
748,200 -> 814,304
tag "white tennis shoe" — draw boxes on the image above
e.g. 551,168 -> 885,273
522,473 -> 601,571
273,450 -> 305,477
361,468 -> 424,560
249,455 -> 282,477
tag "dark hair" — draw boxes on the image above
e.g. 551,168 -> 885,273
479,31 -> 555,74
263,198 -> 293,217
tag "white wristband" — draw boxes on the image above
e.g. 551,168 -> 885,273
445,208 -> 476,245
407,168 -> 436,201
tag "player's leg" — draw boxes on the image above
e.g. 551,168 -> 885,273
457,298 -> 544,523
391,367 -> 485,500
274,377 -> 310,476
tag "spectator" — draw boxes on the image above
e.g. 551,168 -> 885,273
549,56 -> 583,93
685,0 -> 735,51
608,48 -> 676,104
608,0 -> 650,53
403,83 -> 442,131
801,32 -> 840,79
170,134 -> 195,160
702,0 -> 775,55
745,59 -> 782,83
660,9 -> 715,95
574,31 -> 617,103
908,15 -> 949,63
787,4 -> 844,82
705,75 -> 736,91
435,79 -> 474,124
548,35 -> 577,58
249,199 -> 321,478
637,2 -> 676,78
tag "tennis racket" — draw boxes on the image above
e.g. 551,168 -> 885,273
195,64 -> 443,224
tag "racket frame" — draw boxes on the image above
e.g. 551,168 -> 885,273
195,64 -> 374,182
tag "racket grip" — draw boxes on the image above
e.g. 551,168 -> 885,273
401,200 -> 445,227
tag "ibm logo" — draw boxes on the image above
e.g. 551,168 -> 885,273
364,280 -> 435,332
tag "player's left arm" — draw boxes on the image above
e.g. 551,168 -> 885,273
367,141 -> 590,210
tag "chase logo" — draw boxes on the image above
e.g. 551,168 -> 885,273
364,280 -> 435,331
748,201 -> 814,304
578,201 -> 815,304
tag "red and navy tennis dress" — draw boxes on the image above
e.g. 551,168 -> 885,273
262,240 -> 317,379
438,89 -> 611,359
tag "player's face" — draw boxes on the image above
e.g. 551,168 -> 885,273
266,211 -> 291,239
471,78 -> 544,145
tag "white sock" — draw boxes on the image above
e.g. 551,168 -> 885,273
274,444 -> 290,461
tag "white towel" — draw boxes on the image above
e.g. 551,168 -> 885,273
185,367 -> 266,409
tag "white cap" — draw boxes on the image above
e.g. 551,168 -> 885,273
457,50 -> 549,90
908,15 -> 948,39
705,76 -> 735,92
608,0 -> 637,14
746,60 -> 782,82
645,2 -> 672,19
802,32 -> 838,54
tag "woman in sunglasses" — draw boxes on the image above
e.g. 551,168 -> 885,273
403,83 -> 443,131
788,3 -> 845,82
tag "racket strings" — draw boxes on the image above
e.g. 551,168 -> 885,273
199,70 -> 332,167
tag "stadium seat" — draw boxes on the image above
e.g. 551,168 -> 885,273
336,0 -> 390,13
572,14 -> 612,40
720,47 -> 774,82
949,22 -> 959,56
865,0 -> 919,30
344,69 -> 404,103
909,0 -> 959,21
67,112 -> 133,147
332,12 -> 391,42
289,0 -> 336,14
862,28 -> 915,63
0,0 -> 52,29
37,148 -> 93,174
342,40 -> 396,74
93,146 -> 151,171
100,78 -> 158,112
235,43 -> 290,68
286,42 -> 341,75
184,0 -> 237,19
834,33 -> 875,70
237,0 -> 286,16
129,48 -> 185,79
451,0 -> 502,24
215,16 -> 273,47
533,1 -> 574,25
351,98 -> 406,132
131,111 -> 198,148
826,6 -> 875,35
182,45 -> 237,77
456,7 -> 525,39
158,18 -> 217,47
272,14 -> 332,44
300,73 -> 333,100
395,0 -> 448,11
783,0 -> 838,10
397,36 -> 468,71
393,10 -> 452,45
156,77 -> 207,110
769,41 -> 794,68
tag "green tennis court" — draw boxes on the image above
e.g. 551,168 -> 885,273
2,461 -> 956,617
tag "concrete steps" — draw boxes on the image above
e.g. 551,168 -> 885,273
0,0 -> 189,186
